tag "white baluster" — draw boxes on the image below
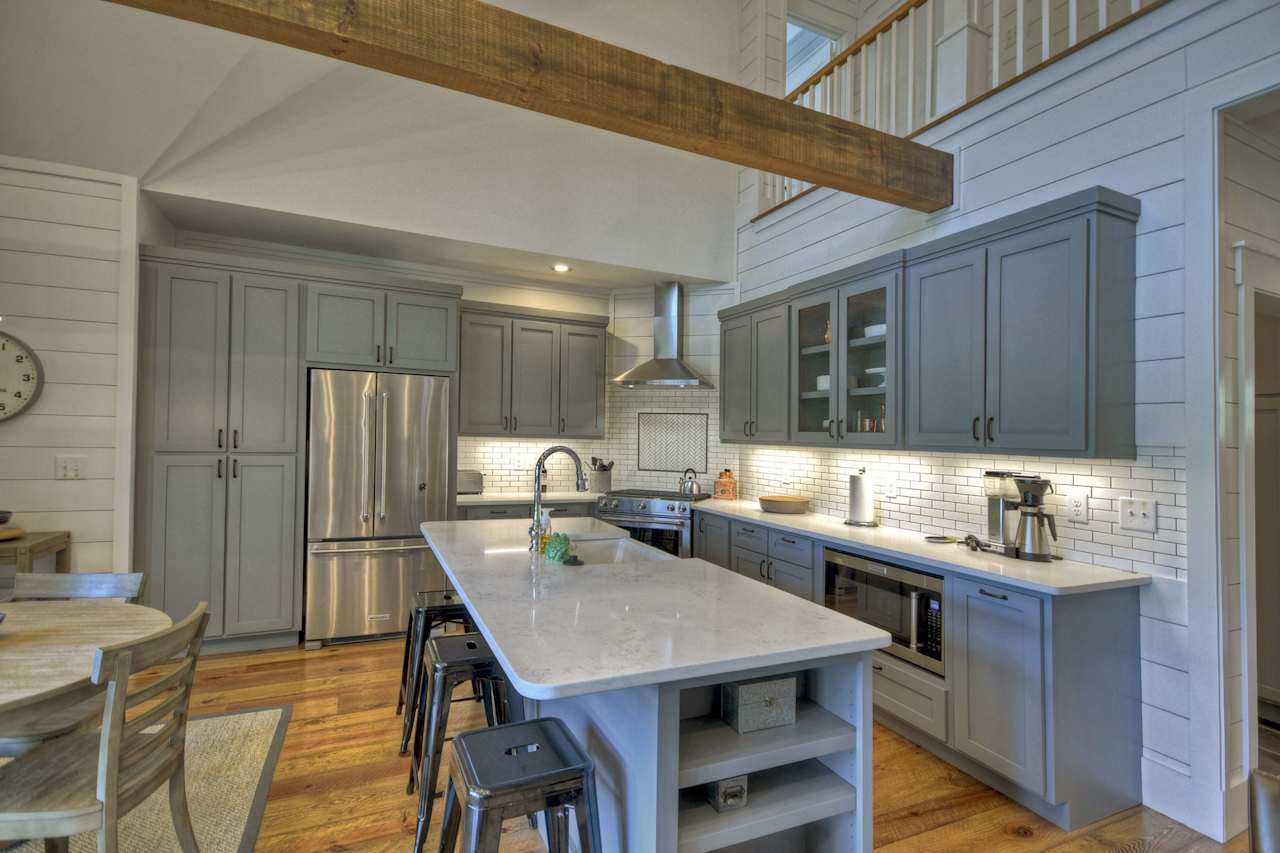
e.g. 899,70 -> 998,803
1098,0 -> 1107,29
888,23 -> 898,135
992,0 -> 1002,87
1068,0 -> 1079,46
875,31 -> 887,130
859,47 -> 869,126
925,0 -> 936,119
1131,0 -> 1140,14
906,8 -> 916,133
1041,0 -> 1051,62
1015,0 -> 1026,75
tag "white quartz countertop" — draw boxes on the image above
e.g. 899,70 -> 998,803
456,491 -> 601,506
420,518 -> 891,700
695,499 -> 1150,596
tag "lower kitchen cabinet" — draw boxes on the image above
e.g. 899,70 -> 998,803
694,511 -> 730,569
950,577 -> 1046,796
872,651 -> 948,742
769,556 -> 812,599
149,455 -> 227,637
224,455 -> 297,635
731,546 -> 768,582
462,502 -> 591,521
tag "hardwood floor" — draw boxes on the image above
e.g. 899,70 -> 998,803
190,638 -> 1248,852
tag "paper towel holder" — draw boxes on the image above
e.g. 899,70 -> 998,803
844,467 -> 879,527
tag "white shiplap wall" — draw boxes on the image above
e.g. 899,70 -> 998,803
0,155 -> 134,570
1221,117 -> 1280,783
736,0 -> 1280,831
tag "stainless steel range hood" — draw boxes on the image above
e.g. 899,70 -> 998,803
612,282 -> 714,389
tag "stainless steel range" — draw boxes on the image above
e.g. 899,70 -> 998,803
595,489 -> 710,558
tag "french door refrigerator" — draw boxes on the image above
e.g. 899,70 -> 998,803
304,369 -> 450,645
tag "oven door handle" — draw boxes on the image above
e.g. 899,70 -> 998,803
598,514 -> 689,529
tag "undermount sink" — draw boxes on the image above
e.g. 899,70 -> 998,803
565,538 -> 676,565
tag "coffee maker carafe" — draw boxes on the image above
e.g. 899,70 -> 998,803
1013,477 -> 1058,562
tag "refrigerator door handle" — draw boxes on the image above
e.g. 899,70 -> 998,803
379,391 -> 389,520
361,391 -> 373,523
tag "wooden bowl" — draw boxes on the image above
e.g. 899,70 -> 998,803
758,495 -> 810,514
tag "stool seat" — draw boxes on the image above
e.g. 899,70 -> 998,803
430,633 -> 497,669
414,589 -> 468,614
453,718 -> 590,796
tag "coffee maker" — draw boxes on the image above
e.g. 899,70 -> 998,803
1013,477 -> 1058,562
982,471 -> 1025,556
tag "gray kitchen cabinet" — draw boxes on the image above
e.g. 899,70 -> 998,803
951,576 -> 1046,796
694,511 -> 730,569
872,651 -> 948,742
719,315 -> 753,441
305,282 -> 385,366
149,454 -> 227,638
731,546 -> 769,583
751,305 -> 790,442
768,556 -> 813,600
463,504 -> 529,521
149,264 -> 231,452
459,314 -> 513,434
559,325 -> 606,437
229,274 -> 298,453
789,289 -> 839,443
837,269 -> 900,447
510,319 -> 561,437
224,454 -> 297,635
386,291 -> 458,372
905,247 -> 987,449
984,219 -> 1088,452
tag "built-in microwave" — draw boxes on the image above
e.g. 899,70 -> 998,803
823,548 -> 944,676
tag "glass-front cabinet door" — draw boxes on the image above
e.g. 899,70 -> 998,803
837,269 -> 899,446
789,290 -> 839,442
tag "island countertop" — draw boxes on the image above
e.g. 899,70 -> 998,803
419,518 -> 891,700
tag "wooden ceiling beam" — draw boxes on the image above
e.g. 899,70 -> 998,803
105,0 -> 954,212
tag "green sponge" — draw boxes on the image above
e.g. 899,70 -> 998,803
544,532 -> 572,562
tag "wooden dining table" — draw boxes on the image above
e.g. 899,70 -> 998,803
0,600 -> 172,739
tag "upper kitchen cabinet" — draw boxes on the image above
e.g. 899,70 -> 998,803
386,291 -> 458,372
229,274 -> 299,453
147,264 -> 231,452
458,302 -> 609,439
905,187 -> 1138,456
305,283 -> 385,366
718,304 -> 790,443
788,255 -> 903,447
305,282 -> 461,372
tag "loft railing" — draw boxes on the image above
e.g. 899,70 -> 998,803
757,0 -> 1170,217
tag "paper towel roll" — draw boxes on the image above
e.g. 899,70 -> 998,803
846,470 -> 878,527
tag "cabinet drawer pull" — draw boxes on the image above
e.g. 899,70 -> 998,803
503,415 -> 509,431
780,537 -> 797,545
389,346 -> 395,365
217,428 -> 224,449
837,418 -> 844,439
758,559 -> 767,579
698,516 -> 705,533
489,509 -> 509,515
872,664 -> 884,673
560,417 -> 566,432
972,417 -> 981,442
978,588 -> 1009,601
216,459 -> 223,479
232,459 -> 239,479
986,417 -> 995,443
744,421 -> 750,437
827,419 -> 836,439
512,416 -> 518,431
232,428 -> 239,449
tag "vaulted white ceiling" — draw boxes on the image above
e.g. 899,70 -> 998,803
0,0 -> 740,287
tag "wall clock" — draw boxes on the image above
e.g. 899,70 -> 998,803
0,331 -> 44,422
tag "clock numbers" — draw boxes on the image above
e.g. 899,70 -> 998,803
0,332 -> 43,422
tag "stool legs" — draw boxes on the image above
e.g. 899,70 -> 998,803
399,610 -> 429,754
437,778 -> 462,853
415,668 -> 458,825
545,804 -> 571,853
461,804 -> 504,853
577,767 -> 604,853
396,612 -> 413,717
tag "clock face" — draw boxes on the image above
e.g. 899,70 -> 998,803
0,332 -> 43,422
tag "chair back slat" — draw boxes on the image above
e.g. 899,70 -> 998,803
14,572 -> 144,602
92,603 -> 208,811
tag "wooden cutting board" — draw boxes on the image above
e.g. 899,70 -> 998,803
0,527 -> 26,542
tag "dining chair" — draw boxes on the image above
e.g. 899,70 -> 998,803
12,572 -> 145,603
0,602 -> 209,852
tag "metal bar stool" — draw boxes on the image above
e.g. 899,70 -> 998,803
428,717 -> 603,853
398,590 -> 474,755
409,632 -> 509,802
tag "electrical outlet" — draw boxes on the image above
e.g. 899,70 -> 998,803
54,454 -> 86,480
1066,492 -> 1088,523
1118,497 -> 1157,533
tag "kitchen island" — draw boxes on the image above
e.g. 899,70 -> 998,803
420,517 -> 890,852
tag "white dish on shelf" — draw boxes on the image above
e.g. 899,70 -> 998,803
815,374 -> 830,391
863,323 -> 887,337
864,367 -> 885,375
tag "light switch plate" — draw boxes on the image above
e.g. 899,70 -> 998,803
54,454 -> 86,480
1119,497 -> 1157,533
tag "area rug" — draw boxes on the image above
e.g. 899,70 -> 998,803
11,705 -> 290,853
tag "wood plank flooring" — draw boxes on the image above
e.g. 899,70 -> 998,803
190,638 -> 1249,852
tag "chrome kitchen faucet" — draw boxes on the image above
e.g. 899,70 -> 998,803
530,446 -> 590,551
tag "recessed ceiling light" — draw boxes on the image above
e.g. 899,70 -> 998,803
552,263 -> 572,273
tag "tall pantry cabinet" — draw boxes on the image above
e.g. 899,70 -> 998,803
136,262 -> 300,639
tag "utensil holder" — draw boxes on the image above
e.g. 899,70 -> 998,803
588,470 -> 612,493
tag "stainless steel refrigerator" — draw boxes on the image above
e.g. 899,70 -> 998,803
304,369 -> 450,645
